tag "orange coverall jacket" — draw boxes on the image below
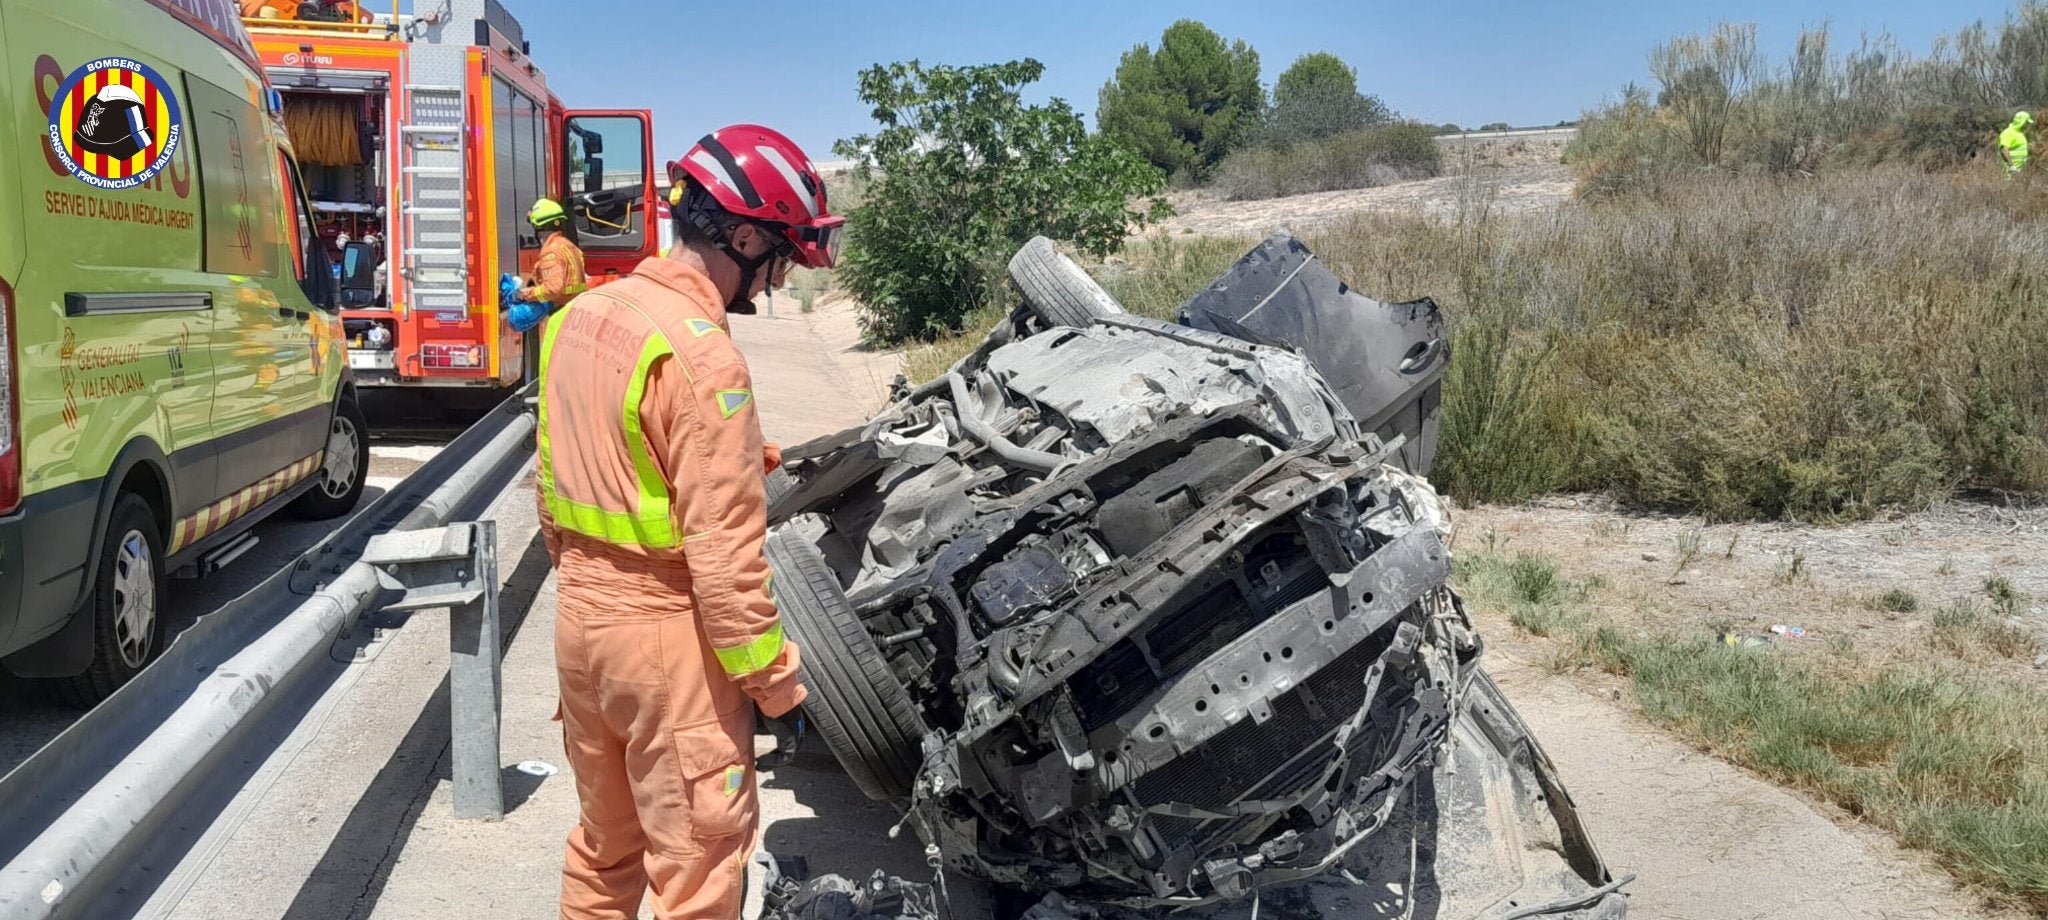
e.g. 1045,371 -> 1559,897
536,257 -> 804,919
521,231 -> 589,305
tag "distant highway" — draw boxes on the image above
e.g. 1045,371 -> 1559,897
1437,126 -> 1578,144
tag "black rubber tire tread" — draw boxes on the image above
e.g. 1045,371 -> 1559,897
54,494 -> 164,707
764,531 -> 926,801
764,466 -> 795,514
289,393 -> 370,520
1007,235 -> 1124,328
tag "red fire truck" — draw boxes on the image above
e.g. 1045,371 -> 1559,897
245,0 -> 659,388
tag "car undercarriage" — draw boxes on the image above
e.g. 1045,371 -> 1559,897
761,234 -> 1629,918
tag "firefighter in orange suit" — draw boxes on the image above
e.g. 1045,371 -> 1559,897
519,198 -> 589,306
536,124 -> 844,919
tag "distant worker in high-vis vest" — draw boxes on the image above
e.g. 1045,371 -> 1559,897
536,124 -> 843,920
2000,110 -> 2032,177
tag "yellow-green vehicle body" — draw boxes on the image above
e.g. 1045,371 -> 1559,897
0,0 -> 364,698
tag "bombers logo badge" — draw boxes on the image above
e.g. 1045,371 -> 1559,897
47,58 -> 183,190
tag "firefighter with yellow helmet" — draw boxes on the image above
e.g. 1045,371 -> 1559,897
520,198 -> 589,306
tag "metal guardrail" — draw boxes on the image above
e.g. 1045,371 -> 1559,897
0,387 -> 537,920
362,521 -> 504,819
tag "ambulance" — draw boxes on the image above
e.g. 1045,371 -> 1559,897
0,0 -> 368,702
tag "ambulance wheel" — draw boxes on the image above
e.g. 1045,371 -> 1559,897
290,393 -> 369,520
54,494 -> 165,707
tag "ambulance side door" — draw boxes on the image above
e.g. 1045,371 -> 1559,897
183,73 -> 324,496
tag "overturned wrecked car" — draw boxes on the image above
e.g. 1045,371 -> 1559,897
761,234 -> 1629,918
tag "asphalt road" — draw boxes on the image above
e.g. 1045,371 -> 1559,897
0,390 -> 494,776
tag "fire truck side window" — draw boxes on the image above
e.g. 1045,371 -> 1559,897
563,115 -> 647,252
493,77 -> 549,284
511,91 -> 540,250
492,79 -> 519,283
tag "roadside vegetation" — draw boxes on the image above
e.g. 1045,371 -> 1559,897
1210,122 -> 1440,200
1455,547 -> 2048,910
831,59 -> 1167,342
910,164 -> 2048,520
1567,6 -> 2048,194
1096,26 -> 1441,200
877,7 -> 2048,521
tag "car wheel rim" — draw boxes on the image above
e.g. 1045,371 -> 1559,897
112,530 -> 156,669
320,414 -> 361,499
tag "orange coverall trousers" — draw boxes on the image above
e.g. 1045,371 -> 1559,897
553,574 -> 760,919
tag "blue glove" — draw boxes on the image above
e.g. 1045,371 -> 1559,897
502,272 -> 556,333
507,299 -> 552,333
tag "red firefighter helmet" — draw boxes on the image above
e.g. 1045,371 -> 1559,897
668,124 -> 843,269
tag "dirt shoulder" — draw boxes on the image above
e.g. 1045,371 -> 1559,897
1460,496 -> 2047,684
1457,496 -> 2045,919
1159,133 -> 1575,238
1159,164 -> 1572,237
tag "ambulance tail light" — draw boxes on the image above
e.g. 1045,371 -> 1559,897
0,278 -> 20,515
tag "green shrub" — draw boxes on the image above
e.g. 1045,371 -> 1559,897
1211,122 -> 1441,201
833,59 -> 1168,343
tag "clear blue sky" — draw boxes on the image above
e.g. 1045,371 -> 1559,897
514,0 -> 2021,166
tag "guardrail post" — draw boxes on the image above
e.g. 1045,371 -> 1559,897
362,520 -> 504,820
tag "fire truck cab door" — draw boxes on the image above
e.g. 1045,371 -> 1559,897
558,109 -> 655,281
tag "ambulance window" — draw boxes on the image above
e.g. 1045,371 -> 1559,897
185,76 -> 282,277
563,115 -> 647,251
279,153 -> 309,281
280,153 -> 331,308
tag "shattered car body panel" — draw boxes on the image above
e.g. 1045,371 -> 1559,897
1178,233 -> 1449,477
765,234 -> 1625,915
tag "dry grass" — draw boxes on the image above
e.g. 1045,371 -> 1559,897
1165,168 -> 2047,519
1567,10 -> 2048,191
907,165 -> 2047,521
1459,548 -> 2048,911
1210,123 -> 1441,201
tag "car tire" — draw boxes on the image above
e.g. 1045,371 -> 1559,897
763,530 -> 925,801
765,466 -> 795,511
290,392 -> 369,520
1008,235 -> 1124,328
54,494 -> 165,707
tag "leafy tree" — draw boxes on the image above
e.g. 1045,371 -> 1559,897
1265,52 -> 1392,145
1273,52 -> 1368,109
1480,121 -> 1514,131
1096,20 -> 1265,177
834,59 -> 1168,343
1435,122 -> 1464,134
